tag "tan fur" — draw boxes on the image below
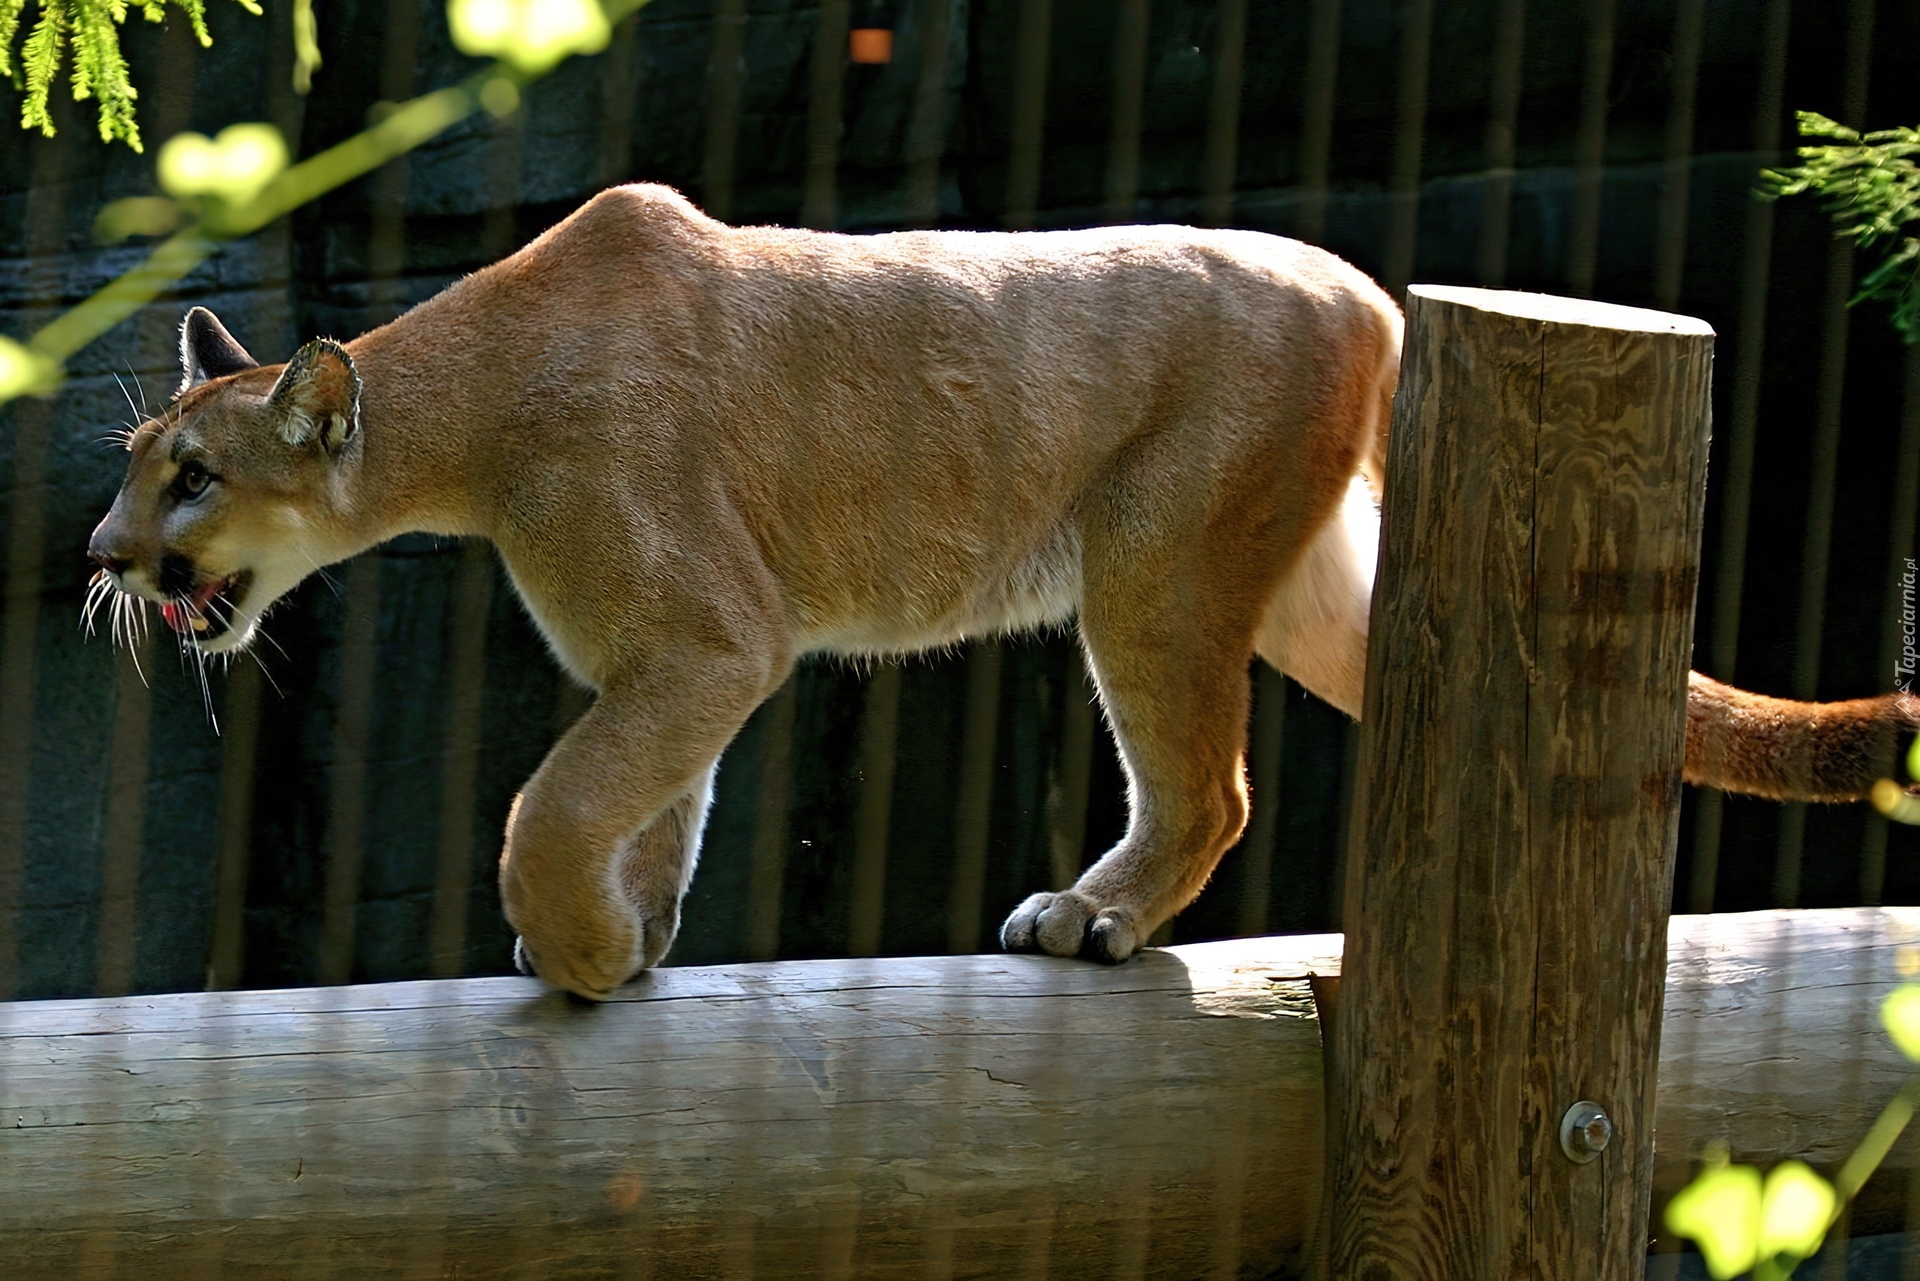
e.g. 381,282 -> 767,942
85,184 -> 1914,999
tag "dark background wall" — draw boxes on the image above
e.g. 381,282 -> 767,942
0,0 -> 1914,999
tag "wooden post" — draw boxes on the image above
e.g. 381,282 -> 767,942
1329,287 -> 1714,1277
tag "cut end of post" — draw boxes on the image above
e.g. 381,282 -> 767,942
1407,284 -> 1716,337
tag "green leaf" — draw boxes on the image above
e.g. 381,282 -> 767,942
1666,1159 -> 1763,1279
1883,985 -> 1920,1061
1759,1161 -> 1835,1263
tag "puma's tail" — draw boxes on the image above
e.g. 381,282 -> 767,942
1684,671 -> 1920,803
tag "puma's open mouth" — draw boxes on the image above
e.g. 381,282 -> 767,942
160,570 -> 251,641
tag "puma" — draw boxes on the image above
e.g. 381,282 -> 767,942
86,184 -> 1917,1000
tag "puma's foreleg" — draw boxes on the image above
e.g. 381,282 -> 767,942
501,675 -> 757,1000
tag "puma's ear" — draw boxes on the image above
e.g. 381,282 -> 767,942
178,306 -> 259,394
267,338 -> 361,456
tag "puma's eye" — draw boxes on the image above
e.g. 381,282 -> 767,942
174,460 -> 214,500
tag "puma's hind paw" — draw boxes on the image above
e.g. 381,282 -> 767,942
999,891 -> 1144,964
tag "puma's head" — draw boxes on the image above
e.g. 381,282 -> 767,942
86,307 -> 362,653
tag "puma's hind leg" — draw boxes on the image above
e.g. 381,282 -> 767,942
1250,474 -> 1378,717
1001,573 -> 1263,963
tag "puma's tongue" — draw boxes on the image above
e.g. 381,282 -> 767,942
161,578 -> 225,635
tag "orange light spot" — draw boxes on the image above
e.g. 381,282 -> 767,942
849,28 -> 893,64
606,1171 -> 645,1212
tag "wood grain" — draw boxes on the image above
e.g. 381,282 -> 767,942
0,936 -> 1338,1279
1328,286 -> 1714,1278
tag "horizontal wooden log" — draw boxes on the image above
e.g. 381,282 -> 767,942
1653,906 -> 1920,1240
0,937 -> 1342,1279
3,910 -> 1914,1277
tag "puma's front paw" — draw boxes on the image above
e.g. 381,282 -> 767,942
999,891 -> 1143,963
514,935 -> 629,1005
509,930 -> 634,1003
508,895 -> 682,1002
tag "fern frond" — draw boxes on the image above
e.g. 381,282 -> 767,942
175,0 -> 208,46
3,0 -> 256,147
1764,115 -> 1920,344
74,0 -> 142,148
0,0 -> 27,79
20,0 -> 68,137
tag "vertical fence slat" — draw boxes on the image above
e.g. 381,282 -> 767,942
1235,664 -> 1284,937
597,12 -> 642,188
1474,0 -> 1526,287
1201,0 -> 1246,228
1102,0 -> 1150,225
482,104 -> 526,256
95,636 -> 152,996
206,662 -> 262,990
429,541 -> 493,976
1566,0 -> 1616,298
1689,0 -> 1791,913
1380,0 -> 1431,299
0,118 -> 70,1001
904,0 -> 954,226
317,557 -> 381,985
366,0 -> 420,323
1779,0 -> 1877,907
1003,0 -> 1052,229
1294,0 -> 1341,244
847,664 -> 900,956
744,680 -> 796,961
703,0 -> 748,221
945,639 -> 1002,953
805,0 -> 850,229
0,400 -> 46,1003
1048,647 -> 1095,890
1652,0 -> 1704,311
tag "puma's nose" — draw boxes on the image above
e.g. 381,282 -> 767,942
87,534 -> 131,577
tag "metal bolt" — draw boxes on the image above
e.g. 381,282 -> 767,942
1559,1100 -> 1612,1164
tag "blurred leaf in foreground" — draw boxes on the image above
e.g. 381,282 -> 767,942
1666,1155 -> 1762,1279
1882,985 -> 1920,1062
448,0 -> 609,73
